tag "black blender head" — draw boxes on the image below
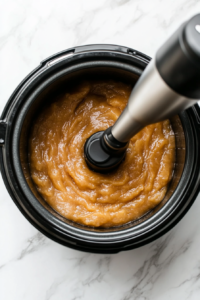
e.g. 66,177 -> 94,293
84,127 -> 128,173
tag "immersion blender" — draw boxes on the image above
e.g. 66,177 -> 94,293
84,14 -> 200,172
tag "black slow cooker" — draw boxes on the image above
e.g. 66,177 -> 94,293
0,44 -> 200,253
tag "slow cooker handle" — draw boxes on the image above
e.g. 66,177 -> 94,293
0,120 -> 6,173
0,121 -> 6,146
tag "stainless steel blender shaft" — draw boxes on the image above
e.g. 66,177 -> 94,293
111,60 -> 197,143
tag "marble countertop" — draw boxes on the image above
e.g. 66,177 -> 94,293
1,0 -> 200,299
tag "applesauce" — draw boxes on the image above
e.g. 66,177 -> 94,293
29,80 -> 175,227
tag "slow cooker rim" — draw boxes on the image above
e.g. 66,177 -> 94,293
0,46 -> 199,249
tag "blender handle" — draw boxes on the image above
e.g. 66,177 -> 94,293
111,14 -> 200,143
156,14 -> 200,99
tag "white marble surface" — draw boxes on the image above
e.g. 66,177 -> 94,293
1,0 -> 200,299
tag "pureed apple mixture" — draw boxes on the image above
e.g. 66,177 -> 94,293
29,80 -> 175,227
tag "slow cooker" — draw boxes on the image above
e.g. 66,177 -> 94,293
1,44 -> 200,253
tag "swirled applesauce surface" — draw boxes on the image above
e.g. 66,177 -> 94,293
29,80 -> 175,227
